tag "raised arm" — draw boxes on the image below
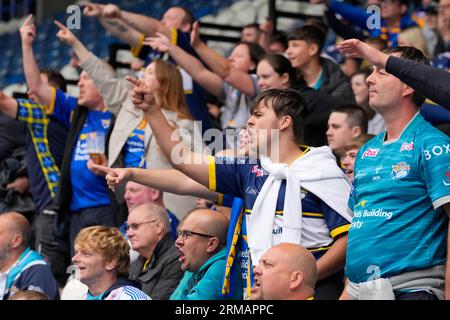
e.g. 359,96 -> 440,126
83,3 -> 142,47
127,76 -> 210,187
102,3 -> 172,39
338,39 -> 450,109
0,91 -> 19,118
145,32 -> 223,97
190,22 -> 257,96
20,15 -> 53,106
55,21 -> 128,114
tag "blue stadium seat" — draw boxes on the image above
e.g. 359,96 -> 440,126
1,0 -> 238,86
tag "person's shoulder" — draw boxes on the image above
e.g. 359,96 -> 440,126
121,286 -> 151,300
19,262 -> 53,281
412,116 -> 449,145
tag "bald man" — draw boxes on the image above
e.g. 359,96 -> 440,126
170,208 -> 242,300
0,212 -> 59,300
127,203 -> 183,299
123,181 -> 180,240
250,243 -> 317,300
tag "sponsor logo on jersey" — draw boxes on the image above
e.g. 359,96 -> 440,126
444,168 -> 450,186
251,165 -> 264,177
354,200 -> 368,209
400,142 -> 414,151
423,144 -> 450,160
245,186 -> 259,196
101,119 -> 111,129
362,148 -> 380,159
391,162 -> 410,179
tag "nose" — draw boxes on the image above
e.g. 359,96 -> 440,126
366,71 -> 375,86
72,252 -> 80,264
342,156 -> 350,167
326,127 -> 332,137
175,235 -> 184,248
126,226 -> 134,238
246,116 -> 255,127
253,264 -> 262,276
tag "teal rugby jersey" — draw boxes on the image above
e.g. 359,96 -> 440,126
346,113 -> 450,284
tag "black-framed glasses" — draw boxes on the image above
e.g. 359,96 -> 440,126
125,219 -> 158,232
176,229 -> 215,240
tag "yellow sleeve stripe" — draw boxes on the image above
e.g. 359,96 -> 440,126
302,212 -> 324,218
308,245 -> 331,253
131,33 -> 146,57
170,27 -> 178,45
215,193 -> 224,206
45,87 -> 56,115
330,224 -> 350,239
207,155 -> 216,192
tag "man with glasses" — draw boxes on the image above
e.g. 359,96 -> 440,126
170,208 -> 242,300
126,203 -> 183,299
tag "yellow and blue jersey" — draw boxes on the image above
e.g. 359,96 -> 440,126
347,113 -> 450,284
123,118 -> 147,168
16,98 -> 67,211
48,88 -> 113,212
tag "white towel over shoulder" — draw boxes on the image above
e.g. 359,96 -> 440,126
247,146 -> 352,265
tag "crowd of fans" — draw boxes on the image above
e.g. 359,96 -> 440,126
0,0 -> 449,301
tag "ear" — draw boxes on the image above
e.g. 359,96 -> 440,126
104,258 -> 117,272
402,84 -> 415,100
10,234 -> 23,250
351,126 -> 362,137
206,237 -> 220,253
149,188 -> 161,202
279,115 -> 292,132
308,43 -> 319,58
400,4 -> 408,15
280,72 -> 290,87
289,271 -> 304,290
155,219 -> 165,235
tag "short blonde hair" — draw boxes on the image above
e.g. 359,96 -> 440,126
75,226 -> 130,277
398,27 -> 430,58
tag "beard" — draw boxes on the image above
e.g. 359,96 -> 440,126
0,242 -> 13,269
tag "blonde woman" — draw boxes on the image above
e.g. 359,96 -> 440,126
397,26 -> 430,58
